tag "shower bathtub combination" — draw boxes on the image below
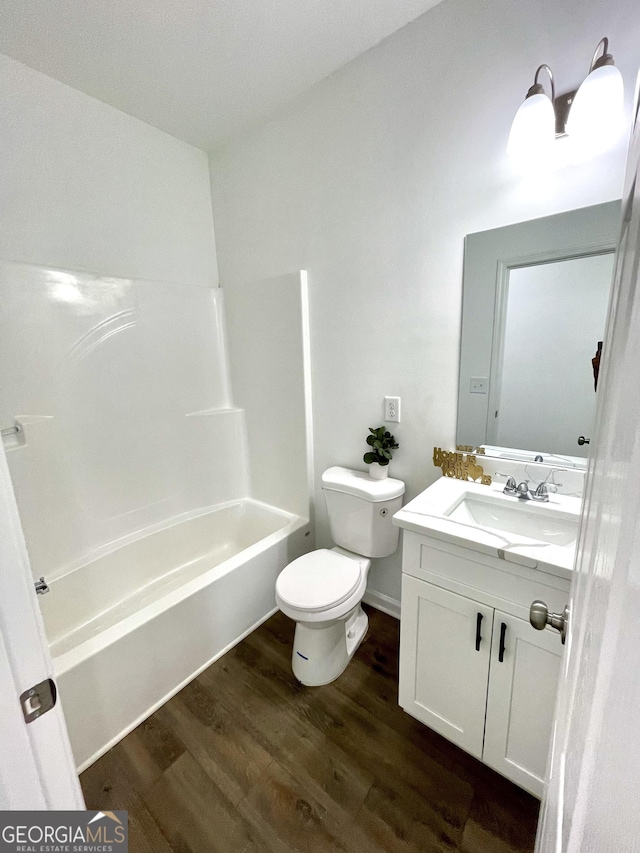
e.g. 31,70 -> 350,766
0,263 -> 313,771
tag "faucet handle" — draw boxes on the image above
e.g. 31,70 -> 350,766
531,482 -> 550,502
499,475 -> 518,495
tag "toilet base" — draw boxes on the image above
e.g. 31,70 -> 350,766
291,605 -> 368,686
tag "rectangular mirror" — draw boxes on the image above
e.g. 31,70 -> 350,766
458,201 -> 620,467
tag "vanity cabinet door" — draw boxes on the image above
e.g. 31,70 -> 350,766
399,575 -> 494,758
483,611 -> 562,797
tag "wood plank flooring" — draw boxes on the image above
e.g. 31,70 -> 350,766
81,606 -> 540,852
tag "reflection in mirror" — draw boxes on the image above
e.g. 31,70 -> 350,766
490,253 -> 614,457
458,202 -> 621,467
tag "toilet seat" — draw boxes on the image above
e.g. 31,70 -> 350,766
276,549 -> 361,612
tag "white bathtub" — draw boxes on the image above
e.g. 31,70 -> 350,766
39,499 -> 310,771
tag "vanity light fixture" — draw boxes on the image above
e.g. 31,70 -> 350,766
508,37 -> 624,162
565,38 -> 624,150
506,64 -> 556,163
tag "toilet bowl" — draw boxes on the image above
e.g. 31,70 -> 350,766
275,466 -> 405,686
276,547 -> 371,685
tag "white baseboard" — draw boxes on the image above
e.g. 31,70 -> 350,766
363,589 -> 400,620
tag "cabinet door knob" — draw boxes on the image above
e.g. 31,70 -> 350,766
498,622 -> 507,662
529,600 -> 570,645
475,612 -> 483,651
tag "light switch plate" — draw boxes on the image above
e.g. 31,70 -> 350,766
470,377 -> 488,394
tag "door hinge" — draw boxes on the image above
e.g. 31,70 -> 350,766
20,678 -> 57,723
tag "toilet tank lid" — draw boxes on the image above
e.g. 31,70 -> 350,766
321,466 -> 405,502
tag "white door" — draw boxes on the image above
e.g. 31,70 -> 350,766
536,85 -> 640,851
399,575 -> 494,758
0,441 -> 83,809
483,611 -> 562,798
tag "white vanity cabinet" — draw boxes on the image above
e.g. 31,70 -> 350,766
482,610 -> 562,792
398,530 -> 569,798
399,576 -> 494,758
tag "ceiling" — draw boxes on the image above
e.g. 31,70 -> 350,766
0,0 -> 444,151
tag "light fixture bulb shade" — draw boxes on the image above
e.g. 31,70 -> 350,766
566,64 -> 624,150
507,93 -> 555,162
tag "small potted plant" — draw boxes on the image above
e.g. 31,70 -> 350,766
363,426 -> 399,480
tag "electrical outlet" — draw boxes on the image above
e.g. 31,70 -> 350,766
384,396 -> 401,423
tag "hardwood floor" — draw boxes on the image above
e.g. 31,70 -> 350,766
81,606 -> 540,852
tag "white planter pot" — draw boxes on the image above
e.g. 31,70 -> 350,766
369,463 -> 389,480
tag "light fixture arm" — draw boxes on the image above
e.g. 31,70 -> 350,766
526,64 -> 555,103
590,37 -> 615,72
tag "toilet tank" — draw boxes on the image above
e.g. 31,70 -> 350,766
321,466 -> 406,558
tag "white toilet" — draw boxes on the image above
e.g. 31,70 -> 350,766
275,466 -> 405,686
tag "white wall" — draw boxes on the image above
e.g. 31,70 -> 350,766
209,0 -> 640,603
0,54 -> 218,286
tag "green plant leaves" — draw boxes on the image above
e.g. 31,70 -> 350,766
363,425 -> 399,466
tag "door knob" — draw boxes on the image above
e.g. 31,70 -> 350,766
577,436 -> 590,446
530,600 -> 570,644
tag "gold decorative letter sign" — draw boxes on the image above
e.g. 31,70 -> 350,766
433,447 -> 492,485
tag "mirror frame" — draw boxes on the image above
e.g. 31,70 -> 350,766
458,201 -> 621,463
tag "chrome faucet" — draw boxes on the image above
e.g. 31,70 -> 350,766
514,480 -> 555,501
499,475 -> 558,502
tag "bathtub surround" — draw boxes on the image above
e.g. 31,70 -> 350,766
0,263 -> 243,580
223,272 -> 314,521
208,0 -> 638,608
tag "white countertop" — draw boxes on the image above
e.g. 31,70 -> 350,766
393,476 -> 582,580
